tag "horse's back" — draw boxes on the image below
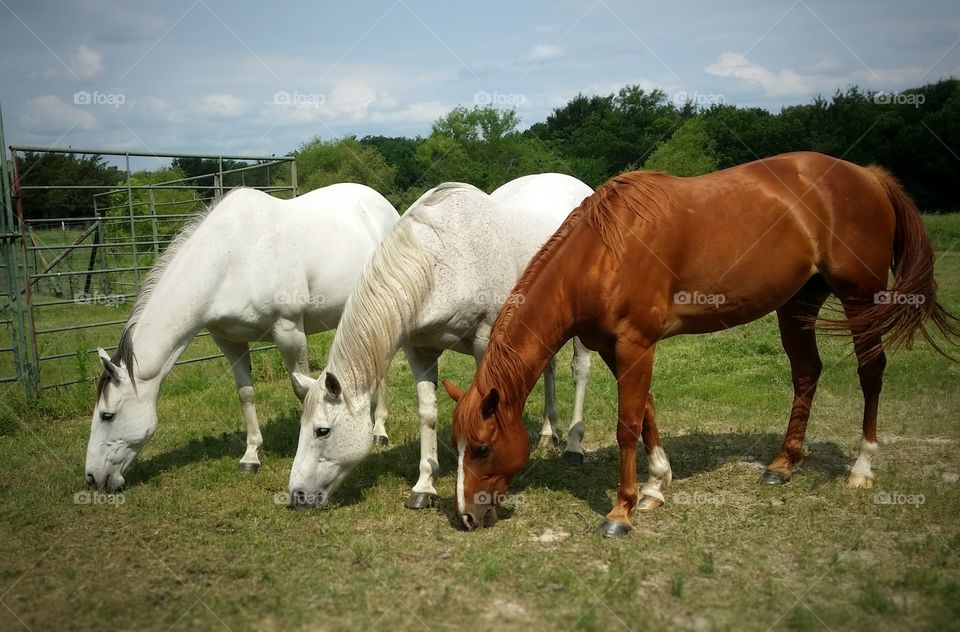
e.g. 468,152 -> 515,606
200,185 -> 399,332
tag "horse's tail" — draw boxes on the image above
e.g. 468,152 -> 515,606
833,166 -> 960,359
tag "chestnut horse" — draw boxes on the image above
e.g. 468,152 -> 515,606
444,152 -> 959,538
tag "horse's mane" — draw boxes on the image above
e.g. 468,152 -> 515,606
96,189 -> 247,398
456,171 -> 670,441
324,182 -> 479,391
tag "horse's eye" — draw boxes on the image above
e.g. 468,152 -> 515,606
474,445 -> 491,459
315,427 -> 331,439
100,412 -> 115,422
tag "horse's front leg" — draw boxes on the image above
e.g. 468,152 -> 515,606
537,356 -> 561,448
213,335 -> 262,473
372,377 -> 390,447
403,345 -> 442,510
563,337 -> 592,465
637,393 -> 672,511
273,318 -> 310,402
599,341 -> 655,538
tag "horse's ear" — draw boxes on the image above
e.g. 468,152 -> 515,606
291,372 -> 317,394
97,348 -> 120,380
442,378 -> 463,402
324,372 -> 342,398
480,388 -> 500,419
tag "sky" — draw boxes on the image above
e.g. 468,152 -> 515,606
0,0 -> 958,161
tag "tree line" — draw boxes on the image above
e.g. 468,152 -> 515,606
14,78 -> 959,219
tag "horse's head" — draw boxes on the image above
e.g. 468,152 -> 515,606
443,378 -> 529,530
85,348 -> 158,491
287,370 -> 373,509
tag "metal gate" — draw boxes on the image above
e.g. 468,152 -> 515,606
0,108 -> 298,395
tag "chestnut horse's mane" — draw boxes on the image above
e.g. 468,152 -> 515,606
457,171 -> 671,440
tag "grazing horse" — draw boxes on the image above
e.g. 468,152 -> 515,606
287,174 -> 593,510
85,185 -> 399,491
444,152 -> 959,538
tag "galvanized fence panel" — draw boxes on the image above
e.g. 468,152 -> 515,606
1,140 -> 297,394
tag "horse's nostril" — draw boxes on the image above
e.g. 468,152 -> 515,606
461,512 -> 479,530
85,473 -> 96,489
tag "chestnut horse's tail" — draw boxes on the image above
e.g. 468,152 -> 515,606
829,166 -> 960,359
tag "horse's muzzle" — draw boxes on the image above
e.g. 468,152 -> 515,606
287,489 -> 326,510
460,505 -> 498,530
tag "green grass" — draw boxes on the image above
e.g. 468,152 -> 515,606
0,218 -> 958,630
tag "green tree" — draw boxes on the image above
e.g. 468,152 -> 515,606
15,152 -> 122,220
359,135 -> 422,190
644,119 -> 718,176
289,136 -> 399,203
415,106 -> 570,194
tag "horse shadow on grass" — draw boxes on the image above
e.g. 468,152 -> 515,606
124,406 -> 305,486
126,408 -> 850,525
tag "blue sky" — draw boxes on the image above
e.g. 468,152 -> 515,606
1,0 -> 958,159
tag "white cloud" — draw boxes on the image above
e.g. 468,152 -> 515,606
705,52 -> 820,98
20,95 -> 97,134
527,44 -> 563,62
191,94 -> 250,120
69,45 -> 103,79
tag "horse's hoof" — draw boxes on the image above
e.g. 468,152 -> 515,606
760,469 -> 790,485
538,434 -> 560,449
405,492 -> 436,510
562,451 -> 584,466
636,495 -> 664,511
598,519 -> 631,539
373,435 -> 389,448
846,473 -> 875,489
238,462 -> 260,474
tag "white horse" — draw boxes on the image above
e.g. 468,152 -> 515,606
85,185 -> 399,491
288,173 -> 594,509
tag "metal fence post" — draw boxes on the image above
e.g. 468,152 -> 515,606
125,153 -> 141,291
148,188 -> 160,259
10,151 -> 40,395
0,102 -> 31,394
290,159 -> 298,198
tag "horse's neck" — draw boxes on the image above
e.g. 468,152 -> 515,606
489,272 -> 579,411
129,258 -> 212,383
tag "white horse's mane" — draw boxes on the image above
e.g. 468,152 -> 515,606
325,182 -> 478,389
100,189 -> 245,393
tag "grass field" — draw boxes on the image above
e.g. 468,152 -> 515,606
0,216 -> 958,631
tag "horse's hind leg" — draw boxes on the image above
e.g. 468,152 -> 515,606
839,299 -> 886,489
213,335 -> 262,473
562,337 -> 592,466
763,280 -> 831,484
537,356 -> 561,449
